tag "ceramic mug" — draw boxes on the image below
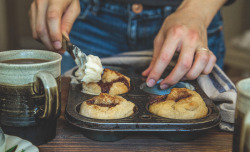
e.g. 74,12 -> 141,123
233,78 -> 250,152
0,128 -> 5,152
0,50 -> 62,145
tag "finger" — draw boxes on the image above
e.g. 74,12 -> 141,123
185,47 -> 209,80
57,0 -> 80,54
142,65 -> 152,77
142,53 -> 159,77
203,51 -> 216,74
142,31 -> 164,77
146,33 -> 180,87
29,1 -> 38,39
35,0 -> 54,50
61,0 -> 80,35
160,40 -> 195,88
47,0 -> 70,50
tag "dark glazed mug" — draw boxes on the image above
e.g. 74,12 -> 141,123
0,50 -> 62,145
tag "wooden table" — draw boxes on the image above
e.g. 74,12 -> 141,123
38,77 -> 233,152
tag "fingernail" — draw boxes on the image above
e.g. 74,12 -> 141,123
53,41 -> 62,50
160,84 -> 169,90
147,79 -> 156,87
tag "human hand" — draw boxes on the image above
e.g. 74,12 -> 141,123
142,5 -> 217,89
29,0 -> 80,53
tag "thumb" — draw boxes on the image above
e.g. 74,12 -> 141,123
61,0 -> 80,36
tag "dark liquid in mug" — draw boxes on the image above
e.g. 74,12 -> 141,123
233,110 -> 248,152
0,58 -> 49,64
0,76 -> 61,145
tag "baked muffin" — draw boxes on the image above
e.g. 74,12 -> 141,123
79,93 -> 135,119
149,88 -> 208,119
81,68 -> 130,95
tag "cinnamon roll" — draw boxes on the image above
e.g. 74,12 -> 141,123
149,88 -> 208,119
81,68 -> 130,95
79,93 -> 135,119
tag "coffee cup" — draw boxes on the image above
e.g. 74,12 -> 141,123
233,78 -> 250,152
0,128 -> 5,152
0,50 -> 62,145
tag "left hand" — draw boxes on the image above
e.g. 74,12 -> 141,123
142,0 -> 221,89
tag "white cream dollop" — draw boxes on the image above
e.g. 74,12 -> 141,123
75,54 -> 103,83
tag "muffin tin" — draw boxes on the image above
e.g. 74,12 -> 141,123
65,65 -> 221,142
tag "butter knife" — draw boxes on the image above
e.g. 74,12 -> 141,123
62,34 -> 87,69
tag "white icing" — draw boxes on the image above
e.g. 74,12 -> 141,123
75,54 -> 103,83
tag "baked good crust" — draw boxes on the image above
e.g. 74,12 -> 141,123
82,68 -> 130,95
79,93 -> 135,119
149,88 -> 208,119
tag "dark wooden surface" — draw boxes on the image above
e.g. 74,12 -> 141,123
38,77 -> 233,152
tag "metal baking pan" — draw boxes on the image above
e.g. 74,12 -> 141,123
65,65 -> 221,142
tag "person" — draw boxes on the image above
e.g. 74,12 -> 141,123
29,0 -> 235,89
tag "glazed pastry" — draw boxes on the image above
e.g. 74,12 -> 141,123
82,68 -> 130,95
79,93 -> 135,119
149,88 -> 208,119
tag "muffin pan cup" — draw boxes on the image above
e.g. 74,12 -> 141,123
65,65 -> 221,142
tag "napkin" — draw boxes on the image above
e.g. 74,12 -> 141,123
197,65 -> 236,132
64,50 -> 237,132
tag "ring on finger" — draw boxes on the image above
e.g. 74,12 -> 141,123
196,47 -> 210,53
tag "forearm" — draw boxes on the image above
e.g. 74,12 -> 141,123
177,0 -> 227,28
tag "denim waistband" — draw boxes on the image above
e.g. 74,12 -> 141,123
100,0 -> 182,6
80,0 -> 182,7
79,0 -> 178,18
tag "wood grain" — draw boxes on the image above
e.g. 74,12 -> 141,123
38,77 -> 233,152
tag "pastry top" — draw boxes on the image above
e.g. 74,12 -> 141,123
79,93 -> 135,119
149,88 -> 208,119
82,68 -> 130,95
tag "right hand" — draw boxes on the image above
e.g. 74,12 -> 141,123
29,0 -> 80,53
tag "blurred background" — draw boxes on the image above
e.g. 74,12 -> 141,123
0,0 -> 249,79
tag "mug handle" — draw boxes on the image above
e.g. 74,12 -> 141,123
240,111 -> 250,152
33,71 -> 60,119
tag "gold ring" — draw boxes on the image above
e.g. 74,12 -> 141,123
197,47 -> 209,53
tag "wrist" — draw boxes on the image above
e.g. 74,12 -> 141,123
176,0 -> 227,28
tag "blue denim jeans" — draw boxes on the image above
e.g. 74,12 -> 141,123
62,0 -> 225,73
